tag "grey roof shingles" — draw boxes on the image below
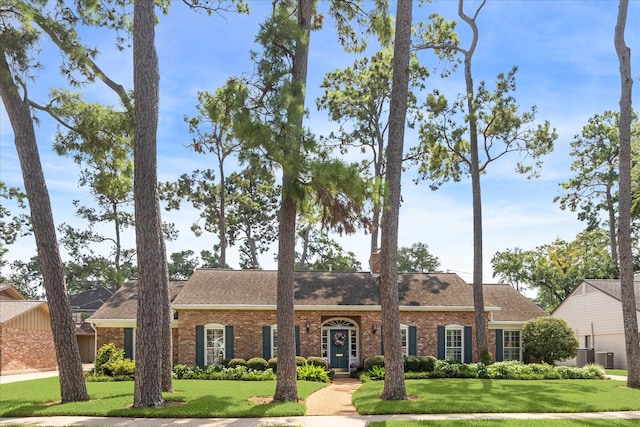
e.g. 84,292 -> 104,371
90,270 -> 547,321
582,279 -> 640,309
0,300 -> 48,323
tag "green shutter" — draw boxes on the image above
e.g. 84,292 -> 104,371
195,325 -> 204,367
262,326 -> 271,359
437,326 -> 445,359
495,329 -> 504,362
464,326 -> 472,363
124,328 -> 133,360
295,325 -> 300,356
225,325 -> 234,359
408,326 -> 417,356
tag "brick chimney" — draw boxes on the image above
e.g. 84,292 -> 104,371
369,251 -> 381,275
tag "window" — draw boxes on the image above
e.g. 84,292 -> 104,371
446,326 -> 463,362
400,324 -> 409,356
585,335 -> 591,349
503,330 -> 521,361
205,324 -> 225,365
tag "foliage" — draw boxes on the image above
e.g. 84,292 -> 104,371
431,360 -> 478,379
0,182 -> 30,270
418,356 -> 437,372
247,357 -> 269,371
368,365 -> 386,380
268,357 -> 278,372
295,228 -> 362,271
227,358 -> 247,368
403,356 -> 421,372
93,343 -> 134,378
296,364 -> 331,382
295,356 -> 307,366
491,229 -> 618,311
397,242 -> 440,273
95,343 -> 124,375
171,364 -> 276,381
363,355 -> 385,372
481,350 -> 494,365
306,356 -> 329,369
522,317 -> 579,364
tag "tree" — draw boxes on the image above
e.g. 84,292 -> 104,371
317,47 -> 429,255
132,0 -> 172,407
491,229 -> 617,311
168,250 -> 199,280
0,4 -> 90,403
521,317 -> 578,365
413,0 -> 556,361
397,242 -> 440,273
8,257 -> 44,300
295,228 -> 362,271
378,0 -> 412,401
555,111 -> 639,273
0,182 -> 30,272
614,0 -> 640,389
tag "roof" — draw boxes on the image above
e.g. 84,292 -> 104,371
482,284 -> 547,321
581,279 -> 640,309
68,287 -> 117,311
89,279 -> 187,321
0,284 -> 27,301
172,269 -> 488,309
0,300 -> 49,324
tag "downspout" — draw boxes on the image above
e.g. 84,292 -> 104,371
90,321 -> 97,375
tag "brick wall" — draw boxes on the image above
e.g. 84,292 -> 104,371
1,327 -> 56,373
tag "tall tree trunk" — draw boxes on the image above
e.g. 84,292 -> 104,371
218,160 -> 227,269
133,0 -> 171,407
606,187 -> 619,272
459,0 -> 489,361
299,226 -> 311,270
0,50 -> 89,403
273,0 -> 313,403
614,0 -> 640,389
379,0 -> 411,401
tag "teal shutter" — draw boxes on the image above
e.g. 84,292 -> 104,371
495,329 -> 504,362
437,326 -> 445,359
295,326 -> 300,356
408,326 -> 417,356
464,326 -> 472,363
124,328 -> 133,359
225,325 -> 234,359
262,326 -> 271,359
195,325 -> 204,367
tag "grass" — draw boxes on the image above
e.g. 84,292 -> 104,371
606,369 -> 628,376
353,379 -> 640,415
0,377 -> 325,418
369,421 -> 640,427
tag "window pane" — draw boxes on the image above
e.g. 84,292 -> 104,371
446,329 -> 463,361
503,331 -> 521,361
206,328 -> 225,365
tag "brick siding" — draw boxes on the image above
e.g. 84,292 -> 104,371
0,327 -> 56,373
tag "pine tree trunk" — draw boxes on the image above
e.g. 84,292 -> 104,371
133,0 -> 170,407
379,0 -> 411,401
614,0 -> 640,389
0,50 -> 89,403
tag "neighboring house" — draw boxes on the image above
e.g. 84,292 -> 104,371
89,269 -> 546,370
0,285 -> 56,374
68,287 -> 116,363
553,278 -> 640,369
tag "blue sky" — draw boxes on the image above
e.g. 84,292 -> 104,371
1,0 -> 639,284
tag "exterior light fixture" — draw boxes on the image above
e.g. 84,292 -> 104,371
306,320 -> 310,332
372,323 -> 377,334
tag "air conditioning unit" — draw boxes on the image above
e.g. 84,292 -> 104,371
595,352 -> 614,369
576,348 -> 595,367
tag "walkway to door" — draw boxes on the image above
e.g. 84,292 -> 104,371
304,376 -> 362,415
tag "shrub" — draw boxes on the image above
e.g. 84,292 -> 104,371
106,358 -> 135,378
296,356 -> 307,366
433,359 -> 478,378
95,343 -> 124,376
247,357 -> 269,371
349,361 -> 362,378
268,358 -> 278,372
307,356 -> 329,369
481,350 -> 494,365
404,355 -> 420,372
363,355 -> 384,372
522,317 -> 578,365
227,358 -> 247,368
173,364 -> 204,379
418,355 -> 437,372
297,364 -> 330,382
368,365 -> 385,380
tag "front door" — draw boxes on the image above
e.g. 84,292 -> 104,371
330,329 -> 349,370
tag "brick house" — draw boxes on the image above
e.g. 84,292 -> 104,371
88,269 -> 546,370
0,285 -> 56,374
68,286 -> 117,363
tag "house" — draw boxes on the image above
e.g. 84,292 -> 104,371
68,286 -> 116,363
0,285 -> 57,374
553,278 -> 640,369
89,269 -> 546,370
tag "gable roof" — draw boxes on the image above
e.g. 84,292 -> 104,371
581,279 -> 640,309
68,286 -> 117,311
89,279 -> 187,321
171,269 -> 493,310
0,284 -> 28,301
482,284 -> 547,322
0,300 -> 49,324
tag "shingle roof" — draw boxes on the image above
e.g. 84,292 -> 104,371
68,287 -> 117,311
482,284 -> 547,321
88,279 -> 186,321
0,285 -> 27,301
0,300 -> 48,323
172,269 -> 482,308
581,279 -> 640,309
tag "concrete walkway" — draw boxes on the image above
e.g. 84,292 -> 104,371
1,371 -> 637,426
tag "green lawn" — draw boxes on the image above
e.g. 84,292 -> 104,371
369,420 -> 640,427
353,379 -> 640,415
606,369 -> 628,376
0,377 -> 325,418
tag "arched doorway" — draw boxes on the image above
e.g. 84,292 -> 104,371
322,318 -> 358,371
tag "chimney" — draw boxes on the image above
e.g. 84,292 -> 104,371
369,251 -> 381,275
